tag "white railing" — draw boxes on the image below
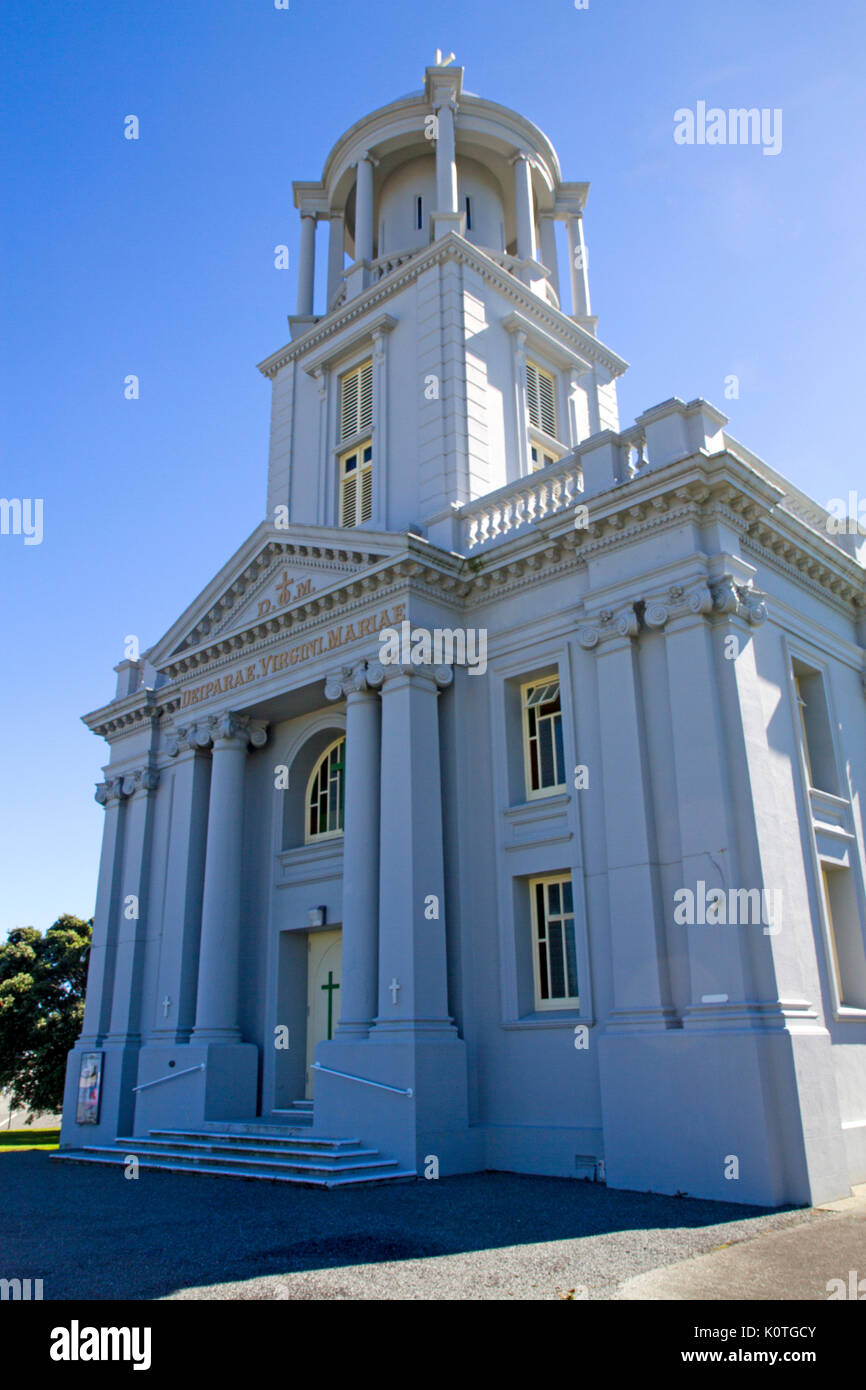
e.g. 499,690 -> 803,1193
461,455 -> 585,550
617,426 -> 649,477
311,1062 -> 413,1097
132,1063 -> 205,1094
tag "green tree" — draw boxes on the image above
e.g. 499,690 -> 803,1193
0,915 -> 91,1118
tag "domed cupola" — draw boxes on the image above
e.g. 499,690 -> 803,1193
289,55 -> 594,329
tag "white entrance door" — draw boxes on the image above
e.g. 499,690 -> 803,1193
305,929 -> 342,1098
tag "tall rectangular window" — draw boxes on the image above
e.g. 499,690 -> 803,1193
526,361 -> 558,439
792,660 -> 840,795
531,875 -> 579,1009
416,196 -> 423,230
339,359 -> 373,528
821,865 -> 866,1010
339,359 -> 373,442
339,443 -> 373,527
522,676 -> 565,797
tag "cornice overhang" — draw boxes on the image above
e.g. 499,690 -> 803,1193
455,447 -> 865,615
83,686 -> 181,741
82,449 -> 865,745
502,309 -> 593,373
301,312 -> 398,377
256,233 -> 627,380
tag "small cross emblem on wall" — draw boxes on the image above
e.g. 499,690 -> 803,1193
389,978 -> 401,1004
162,997 -> 172,1018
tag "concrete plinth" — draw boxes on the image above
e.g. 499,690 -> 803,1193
131,1043 -> 259,1136
313,1035 -> 481,1174
598,1025 -> 851,1207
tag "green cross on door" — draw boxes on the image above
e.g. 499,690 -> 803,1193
321,969 -> 340,1040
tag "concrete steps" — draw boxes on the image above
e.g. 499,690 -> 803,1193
272,1100 -> 314,1127
54,1125 -> 416,1188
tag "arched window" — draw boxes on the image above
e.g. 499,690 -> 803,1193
305,737 -> 346,843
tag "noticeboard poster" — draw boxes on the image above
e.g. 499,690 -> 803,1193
76,1052 -> 103,1125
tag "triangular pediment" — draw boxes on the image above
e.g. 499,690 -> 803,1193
146,522 -> 403,671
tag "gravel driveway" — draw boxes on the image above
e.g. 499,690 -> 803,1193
3,1150 -> 825,1300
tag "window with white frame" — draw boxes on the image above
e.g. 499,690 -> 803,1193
526,361 -> 558,438
531,875 -> 579,1009
338,359 -> 373,527
305,737 -> 346,842
529,443 -> 558,472
522,675 -> 566,797
789,654 -> 866,1010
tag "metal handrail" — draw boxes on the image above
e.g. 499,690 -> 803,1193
132,1063 -> 205,1094
311,1062 -> 413,1097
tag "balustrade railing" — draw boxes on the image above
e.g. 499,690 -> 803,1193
461,455 -> 584,550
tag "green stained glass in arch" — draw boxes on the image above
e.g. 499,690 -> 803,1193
306,737 -> 346,843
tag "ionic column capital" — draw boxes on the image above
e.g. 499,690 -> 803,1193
710,577 -> 768,625
123,765 -> 160,796
212,712 -> 269,749
95,764 -> 160,804
644,600 -> 670,630
167,714 -> 267,753
165,721 -> 212,756
325,660 -> 379,700
578,604 -> 640,651
95,776 -> 125,806
366,660 -> 453,691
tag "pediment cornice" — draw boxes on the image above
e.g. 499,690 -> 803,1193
145,523 -> 404,671
256,232 -> 628,381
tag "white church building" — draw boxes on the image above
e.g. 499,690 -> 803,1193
59,61 -> 866,1206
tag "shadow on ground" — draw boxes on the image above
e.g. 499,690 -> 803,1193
1,1151 -> 809,1300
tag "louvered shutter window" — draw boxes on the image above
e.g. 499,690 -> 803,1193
340,359 -> 373,441
340,457 -> 358,527
526,361 -> 558,439
360,457 -> 373,523
339,443 -> 372,528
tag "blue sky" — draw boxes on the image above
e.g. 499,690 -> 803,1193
2,0 -> 864,937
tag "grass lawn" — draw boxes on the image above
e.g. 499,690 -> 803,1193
0,1127 -> 60,1152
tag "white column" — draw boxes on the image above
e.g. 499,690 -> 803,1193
327,212 -> 345,308
354,154 -> 374,264
538,214 -> 560,299
151,725 -> 212,1041
511,327 -> 530,478
435,101 -> 458,215
296,211 -> 316,316
567,212 -> 592,317
106,765 -> 160,1043
325,663 -> 381,1035
79,776 -> 128,1046
512,154 -> 537,262
367,661 -> 454,1032
192,714 -> 267,1042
